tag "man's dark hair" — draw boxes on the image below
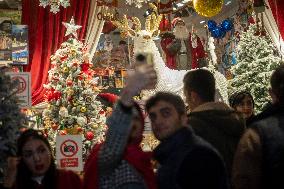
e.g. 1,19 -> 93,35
119,40 -> 127,45
145,92 -> 186,115
183,69 -> 215,102
270,64 -> 284,103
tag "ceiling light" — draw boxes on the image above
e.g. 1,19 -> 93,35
200,20 -> 205,24
177,3 -> 184,7
225,1 -> 232,5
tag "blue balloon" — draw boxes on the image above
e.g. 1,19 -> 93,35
211,27 -> 225,38
221,19 -> 233,32
207,20 -> 217,32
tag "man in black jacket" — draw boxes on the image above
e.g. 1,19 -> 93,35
145,92 -> 229,189
232,64 -> 284,189
183,69 -> 245,180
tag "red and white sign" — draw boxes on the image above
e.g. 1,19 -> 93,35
6,72 -> 31,108
56,135 -> 83,172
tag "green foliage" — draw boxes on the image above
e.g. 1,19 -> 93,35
229,24 -> 282,113
0,68 -> 26,182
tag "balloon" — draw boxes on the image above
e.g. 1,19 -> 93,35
211,27 -> 225,38
207,20 -> 217,31
193,0 -> 224,17
221,19 -> 233,31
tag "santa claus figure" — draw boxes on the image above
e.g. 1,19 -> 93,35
161,17 -> 206,70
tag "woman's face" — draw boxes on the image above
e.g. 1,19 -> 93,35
235,95 -> 254,119
22,138 -> 52,176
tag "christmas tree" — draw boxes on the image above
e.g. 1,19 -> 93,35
229,24 -> 282,112
42,18 -> 106,159
0,68 -> 26,182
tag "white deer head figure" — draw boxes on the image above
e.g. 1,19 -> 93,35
112,3 -> 162,54
112,4 -> 228,103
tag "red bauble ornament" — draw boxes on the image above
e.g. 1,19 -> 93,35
78,74 -> 84,80
85,131 -> 94,140
66,80 -> 73,86
99,110 -> 105,115
60,56 -> 68,62
59,130 -> 67,135
159,16 -> 170,32
72,62 -> 78,67
80,63 -> 90,72
53,91 -> 62,100
77,127 -> 83,133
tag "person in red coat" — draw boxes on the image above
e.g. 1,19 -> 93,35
1,129 -> 82,189
160,17 -> 206,70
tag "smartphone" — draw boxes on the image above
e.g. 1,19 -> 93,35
135,52 -> 154,65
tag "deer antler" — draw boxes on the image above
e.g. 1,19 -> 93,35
145,3 -> 162,37
112,15 -> 141,38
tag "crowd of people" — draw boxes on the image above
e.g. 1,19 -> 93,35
1,61 -> 284,189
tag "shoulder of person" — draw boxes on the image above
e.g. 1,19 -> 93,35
57,169 -> 82,180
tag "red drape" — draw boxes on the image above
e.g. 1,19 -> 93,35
22,0 -> 90,105
268,0 -> 284,39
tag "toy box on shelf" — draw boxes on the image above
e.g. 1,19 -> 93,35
93,67 -> 127,89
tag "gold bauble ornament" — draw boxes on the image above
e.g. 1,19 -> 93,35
193,0 -> 224,17
72,99 -> 78,106
63,67 -> 69,73
66,88 -> 74,95
66,127 -> 78,135
80,106 -> 87,113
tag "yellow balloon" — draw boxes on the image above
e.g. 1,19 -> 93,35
193,0 -> 224,17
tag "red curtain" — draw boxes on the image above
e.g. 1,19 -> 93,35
22,0 -> 91,105
268,0 -> 284,39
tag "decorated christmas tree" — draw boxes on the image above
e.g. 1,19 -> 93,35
0,68 -> 26,182
229,24 -> 282,112
42,18 -> 106,158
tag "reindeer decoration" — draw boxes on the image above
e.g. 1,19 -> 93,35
112,3 -> 228,103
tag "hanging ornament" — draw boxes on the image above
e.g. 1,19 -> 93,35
62,17 -> 82,39
59,130 -> 68,135
85,131 -> 94,140
62,67 -> 69,73
59,107 -> 69,117
66,80 -> 73,86
159,15 -> 171,32
76,126 -> 83,133
85,96 -> 93,104
80,106 -> 87,113
72,99 -> 78,106
52,73 -> 60,81
39,0 -> 70,14
193,0 -> 224,17
77,116 -> 87,126
66,88 -> 74,96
